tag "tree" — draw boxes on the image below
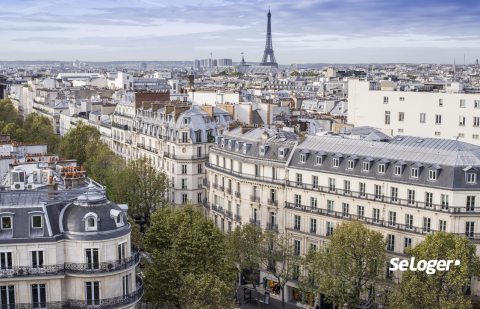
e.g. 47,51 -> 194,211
290,71 -> 300,76
389,232 -> 480,309
3,123 -> 24,142
296,247 -> 321,308
261,232 -> 303,309
0,98 -> 23,127
128,216 -> 145,251
143,203 -> 237,309
58,121 -> 100,166
306,73 -> 318,77
227,223 -> 266,308
111,156 -> 170,226
24,113 -> 60,152
307,220 -> 387,308
179,273 -> 237,309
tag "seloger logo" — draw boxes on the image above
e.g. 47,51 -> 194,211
390,258 -> 460,274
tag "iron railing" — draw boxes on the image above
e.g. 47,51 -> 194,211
251,195 -> 260,203
225,210 -> 233,219
112,123 -> 129,130
267,199 -> 278,206
203,179 -> 210,188
137,144 -> 158,154
219,185 -> 225,192
211,204 -> 224,215
286,180 -> 480,215
249,219 -> 260,228
163,152 -> 208,160
206,162 -> 284,186
266,222 -> 279,232
235,191 -> 241,198
234,214 -> 242,223
226,188 -> 232,195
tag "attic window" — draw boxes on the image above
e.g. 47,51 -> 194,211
416,139 -> 424,143
467,173 -> 477,184
1,217 -> 11,229
429,170 -> 437,180
411,168 -> 418,178
84,213 -> 99,231
32,216 -> 42,228
260,146 -> 268,156
215,116 -> 220,123
316,156 -> 322,165
300,154 -> 306,163
394,166 -> 402,175
183,118 -> 189,125
332,158 -> 339,167
395,137 -> 403,141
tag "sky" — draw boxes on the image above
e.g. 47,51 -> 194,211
1,0 -> 480,64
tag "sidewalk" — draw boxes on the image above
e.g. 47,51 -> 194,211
236,287 -> 306,309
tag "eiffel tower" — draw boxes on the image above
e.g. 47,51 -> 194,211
259,9 -> 278,68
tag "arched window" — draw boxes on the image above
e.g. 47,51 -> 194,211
84,212 -> 99,231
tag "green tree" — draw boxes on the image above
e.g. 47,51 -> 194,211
179,273 -> 237,309
143,203 -> 237,309
389,232 -> 480,309
306,73 -> 318,76
111,156 -> 170,226
128,216 -> 145,251
0,98 -> 23,126
308,220 -> 387,308
227,223 -> 266,308
24,113 -> 60,152
58,121 -> 100,166
261,232 -> 303,309
296,247 -> 321,307
290,71 -> 300,76
3,123 -> 24,142
83,140 -> 121,195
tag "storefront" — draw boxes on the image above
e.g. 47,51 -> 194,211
268,279 -> 280,296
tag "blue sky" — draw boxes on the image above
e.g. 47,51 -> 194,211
1,0 -> 480,64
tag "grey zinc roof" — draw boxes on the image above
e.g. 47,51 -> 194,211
297,135 -> 480,166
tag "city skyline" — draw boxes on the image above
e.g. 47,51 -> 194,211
2,0 -> 480,63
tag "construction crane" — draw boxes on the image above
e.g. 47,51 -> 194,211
291,63 -> 296,72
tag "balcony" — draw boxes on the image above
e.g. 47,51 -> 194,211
285,202 -> 439,238
211,204 -> 224,215
249,218 -> 260,228
226,188 -> 232,195
250,195 -> 260,203
163,152 -> 208,160
205,162 -> 284,186
234,214 -> 242,223
10,275 -> 143,309
225,210 -> 233,219
137,144 -> 158,154
203,179 -> 210,188
454,233 -> 480,240
235,191 -> 241,198
213,183 -> 218,189
203,199 -> 210,209
267,199 -> 278,206
0,245 -> 139,278
112,122 -> 129,130
219,185 -> 225,192
286,180 -> 480,215
266,222 -> 279,233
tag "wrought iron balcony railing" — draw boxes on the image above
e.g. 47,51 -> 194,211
250,195 -> 260,203
266,222 -> 279,232
267,199 -> 278,206
235,191 -> 241,198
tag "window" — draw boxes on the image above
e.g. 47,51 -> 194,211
312,176 -> 318,189
236,204 -> 240,215
389,211 -> 396,226
425,192 -> 433,207
296,173 -> 303,186
342,203 -> 349,217
435,114 -> 442,124
459,133 -> 465,138
386,262 -> 394,279
31,251 -> 44,268
86,282 -> 100,306
122,274 -> 130,298
385,111 -> 390,124
420,113 -> 426,123
460,99 -> 466,107
394,166 -> 401,175
435,131 -> 441,136
404,238 -> 412,253
347,160 -> 354,169
476,100 -> 480,108
118,242 -> 126,261
1,217 -> 11,229
467,173 -> 476,183
408,190 -> 415,204
474,117 -> 480,127
238,162 -> 242,173
329,178 -> 336,191
459,116 -> 466,126
474,134 -> 479,139
311,197 -> 317,210
310,244 -> 317,250
294,240 -> 300,255
423,217 -> 431,232
310,218 -> 317,233
398,129 -> 404,133
181,164 -> 187,174
316,156 -> 322,165
326,222 -> 334,236
182,132 -> 188,143
358,205 -> 364,218
359,182 -> 366,197
439,99 -> 443,106
387,235 -> 395,251
344,180 -> 350,194
391,187 -> 398,202
181,179 -> 187,190
32,216 -> 42,228
399,97 -> 405,101
439,220 -> 447,232
383,96 -> 388,104
327,200 -> 334,214
467,196 -> 476,211
295,194 -> 302,207
375,185 -> 381,199
406,214 -> 413,229
362,162 -> 369,171
0,252 -> 12,269
294,215 -> 301,230
398,112 -> 404,121
85,248 -> 99,269
0,286 -> 15,306
299,154 -> 306,163
411,168 -> 418,178
378,164 -> 385,173
466,222 -> 475,237
373,208 -> 380,223
441,194 -> 449,209
31,284 -> 46,308
221,219 -> 224,232
428,170 -> 437,180
332,158 -> 339,167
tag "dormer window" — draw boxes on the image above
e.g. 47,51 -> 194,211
394,166 -> 401,175
411,168 -> 418,178
215,116 -> 220,123
332,158 -> 339,167
110,209 -> 125,227
260,146 -> 268,156
429,170 -> 437,181
362,162 -> 369,171
347,160 -> 354,169
32,215 -> 42,228
84,213 -> 99,231
378,164 -> 385,173
316,156 -> 322,165
1,217 -> 11,229
300,154 -> 306,163
467,173 -> 477,183
279,147 -> 288,158
183,118 -> 189,125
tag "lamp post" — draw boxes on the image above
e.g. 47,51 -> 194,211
343,293 -> 383,309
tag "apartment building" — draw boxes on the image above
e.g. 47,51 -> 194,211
205,126 -> 480,306
349,79 -> 480,144
110,101 -> 233,206
0,158 -> 142,308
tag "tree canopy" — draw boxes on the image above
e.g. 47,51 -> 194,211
58,121 -> 100,166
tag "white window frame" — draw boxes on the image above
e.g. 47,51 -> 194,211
378,164 -> 385,174
332,158 -> 339,167
31,215 -> 42,229
1,216 -> 12,230
429,170 -> 437,181
467,173 -> 477,184
347,160 -> 354,169
394,166 -> 401,176
411,168 -> 418,178
299,154 -> 306,163
362,162 -> 369,171
315,156 -> 322,165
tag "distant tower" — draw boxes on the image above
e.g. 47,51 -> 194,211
453,58 -> 456,74
259,9 -> 278,68
475,59 -> 478,70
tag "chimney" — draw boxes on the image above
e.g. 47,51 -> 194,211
200,106 -> 215,121
174,106 -> 190,122
152,102 -> 167,113
262,131 -> 268,140
165,105 -> 175,118
142,102 -> 152,111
